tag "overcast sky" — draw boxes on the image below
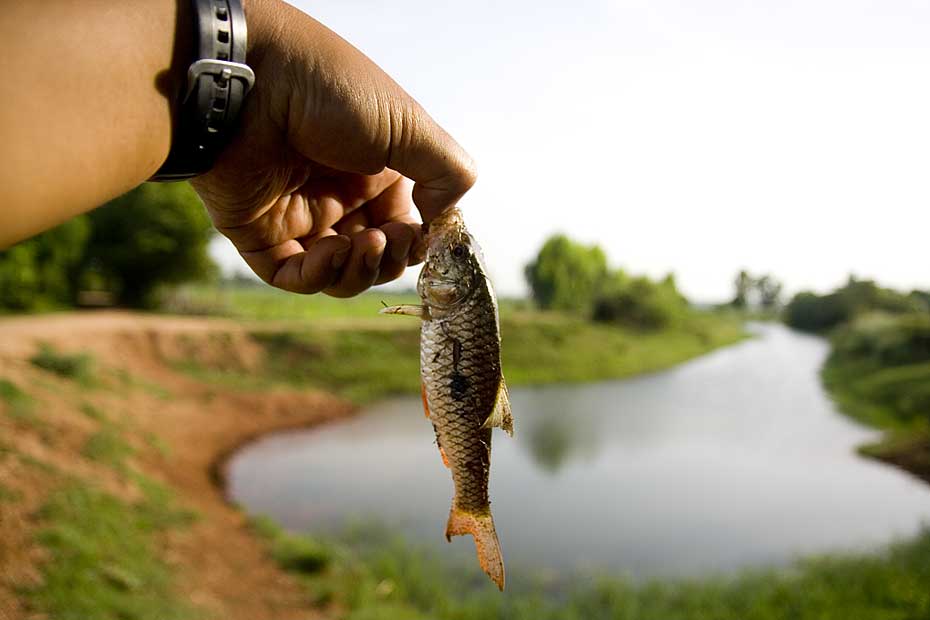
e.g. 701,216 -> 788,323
212,0 -> 930,302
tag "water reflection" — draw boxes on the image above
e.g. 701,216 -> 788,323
520,399 -> 600,473
228,324 -> 930,577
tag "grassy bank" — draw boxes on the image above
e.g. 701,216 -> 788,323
821,313 -> 930,482
0,349 -> 198,620
170,288 -> 747,403
251,516 -> 930,620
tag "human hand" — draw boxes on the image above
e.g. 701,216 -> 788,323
191,0 -> 476,297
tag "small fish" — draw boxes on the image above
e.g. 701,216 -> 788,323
380,207 -> 514,590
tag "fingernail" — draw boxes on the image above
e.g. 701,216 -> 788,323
390,233 -> 413,263
365,246 -> 384,271
331,247 -> 350,269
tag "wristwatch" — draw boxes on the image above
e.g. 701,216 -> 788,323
151,0 -> 255,181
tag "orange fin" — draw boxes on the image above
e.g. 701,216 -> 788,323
439,446 -> 450,468
421,383 -> 431,419
445,507 -> 505,591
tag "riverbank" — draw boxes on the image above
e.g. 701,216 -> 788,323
0,311 -> 358,619
821,313 -> 930,485
0,306 -> 745,619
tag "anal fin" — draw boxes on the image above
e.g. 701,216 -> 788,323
481,378 -> 514,437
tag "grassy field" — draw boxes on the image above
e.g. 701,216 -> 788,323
163,283 -> 437,322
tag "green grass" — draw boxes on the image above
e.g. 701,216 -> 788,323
250,517 -> 930,620
0,378 -> 39,425
175,311 -> 745,403
111,368 -> 172,400
80,402 -> 109,423
29,482 -> 197,620
30,343 -> 96,386
166,283 -> 540,323
166,283 -> 424,322
82,427 -> 135,470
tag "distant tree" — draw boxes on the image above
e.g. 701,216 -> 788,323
731,270 -> 752,308
0,217 -> 90,310
756,275 -> 783,310
731,270 -> 782,311
524,235 -> 608,313
82,183 -> 216,308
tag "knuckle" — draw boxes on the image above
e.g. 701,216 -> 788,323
455,153 -> 479,192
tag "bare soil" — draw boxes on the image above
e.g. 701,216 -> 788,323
0,311 -> 355,620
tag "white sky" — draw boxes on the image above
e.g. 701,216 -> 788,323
212,0 -> 930,302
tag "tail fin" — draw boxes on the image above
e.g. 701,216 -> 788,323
445,507 -> 505,590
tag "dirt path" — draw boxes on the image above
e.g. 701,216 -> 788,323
0,311 -> 354,620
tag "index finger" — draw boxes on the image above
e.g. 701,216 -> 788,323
384,101 -> 478,223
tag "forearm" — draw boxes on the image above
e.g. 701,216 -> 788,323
0,0 -> 188,247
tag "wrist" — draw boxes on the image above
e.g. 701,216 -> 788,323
152,0 -> 256,180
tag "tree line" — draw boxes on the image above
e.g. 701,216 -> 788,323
524,234 -> 688,329
784,277 -> 929,333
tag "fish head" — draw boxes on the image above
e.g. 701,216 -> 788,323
417,208 -> 484,311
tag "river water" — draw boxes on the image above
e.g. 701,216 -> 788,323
227,323 -> 930,578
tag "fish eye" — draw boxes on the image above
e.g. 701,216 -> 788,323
451,244 -> 467,260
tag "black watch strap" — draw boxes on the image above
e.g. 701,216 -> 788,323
151,0 -> 255,181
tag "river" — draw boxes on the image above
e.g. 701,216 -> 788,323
227,323 -> 930,578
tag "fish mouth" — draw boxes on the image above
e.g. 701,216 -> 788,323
425,279 -> 459,295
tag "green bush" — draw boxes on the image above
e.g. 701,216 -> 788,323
593,275 -> 687,330
784,292 -> 852,332
30,344 -> 96,384
785,277 -> 922,333
824,314 -> 930,427
831,314 -> 930,367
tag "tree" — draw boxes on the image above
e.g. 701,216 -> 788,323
524,235 -> 608,314
730,270 -> 783,310
731,270 -> 752,308
756,275 -> 783,310
0,217 -> 90,310
82,183 -> 216,307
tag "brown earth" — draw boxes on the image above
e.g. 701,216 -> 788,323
0,311 -> 355,620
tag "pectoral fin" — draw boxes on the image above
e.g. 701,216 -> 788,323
421,383 -> 431,419
379,304 -> 428,319
481,378 -> 514,437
